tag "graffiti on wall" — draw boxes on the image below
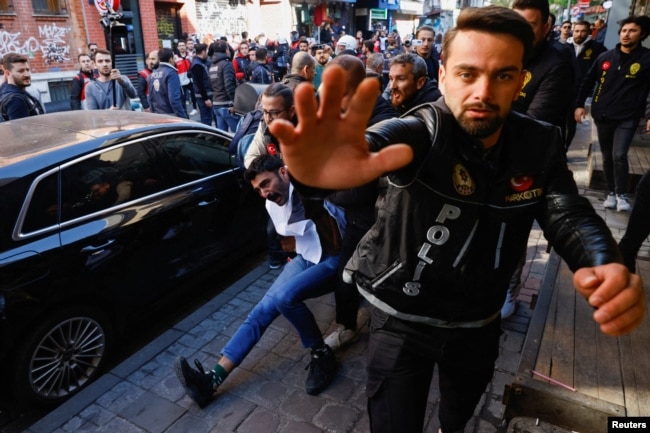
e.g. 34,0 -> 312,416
0,23 -> 71,64
196,0 -> 247,39
39,23 -> 71,63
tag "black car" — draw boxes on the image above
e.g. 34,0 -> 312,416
0,111 -> 266,409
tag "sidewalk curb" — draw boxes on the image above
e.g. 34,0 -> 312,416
27,264 -> 270,433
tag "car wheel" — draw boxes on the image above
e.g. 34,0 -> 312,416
13,307 -> 112,408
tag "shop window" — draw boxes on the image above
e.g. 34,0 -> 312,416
32,0 -> 67,15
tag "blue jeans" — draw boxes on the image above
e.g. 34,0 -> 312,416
221,254 -> 339,365
595,118 -> 637,194
214,106 -> 241,132
196,99 -> 213,126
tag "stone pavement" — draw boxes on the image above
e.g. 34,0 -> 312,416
24,121 -> 649,433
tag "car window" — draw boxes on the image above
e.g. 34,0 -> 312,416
59,142 -> 165,220
22,172 -> 60,233
161,133 -> 234,183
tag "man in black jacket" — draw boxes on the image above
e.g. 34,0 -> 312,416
575,15 -> 650,213
503,0 -> 576,320
511,0 -> 574,132
136,50 -> 158,112
70,53 -> 97,110
191,43 -> 214,126
565,20 -> 606,147
269,7 -> 645,433
209,40 -> 238,131
0,53 -> 45,120
322,55 -> 398,351
383,52 -> 441,115
413,25 -> 439,82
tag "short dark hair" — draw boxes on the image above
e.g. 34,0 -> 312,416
618,15 -> 650,41
78,53 -> 92,62
416,25 -> 435,38
389,53 -> 428,80
211,40 -> 228,54
158,47 -> 174,63
443,6 -> 534,66
2,53 -> 28,71
262,82 -> 294,109
93,49 -> 112,59
255,47 -> 268,61
512,0 -> 550,25
244,155 -> 284,182
574,20 -> 591,30
363,40 -> 374,52
195,43 -> 208,55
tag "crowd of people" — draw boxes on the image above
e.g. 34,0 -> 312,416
172,4 -> 650,433
2,4 -> 650,432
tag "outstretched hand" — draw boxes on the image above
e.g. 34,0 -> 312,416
268,66 -> 413,190
573,263 -> 646,336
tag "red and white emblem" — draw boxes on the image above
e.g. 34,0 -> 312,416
510,176 -> 533,192
602,61 -> 611,71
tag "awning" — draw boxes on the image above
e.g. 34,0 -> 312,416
399,0 -> 423,14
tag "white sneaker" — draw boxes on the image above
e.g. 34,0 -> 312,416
324,308 -> 371,351
189,109 -> 198,116
616,194 -> 631,212
324,326 -> 359,351
603,192 -> 617,209
501,290 -> 516,319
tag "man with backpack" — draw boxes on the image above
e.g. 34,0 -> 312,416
70,53 -> 98,110
209,40 -> 238,132
0,53 -> 45,121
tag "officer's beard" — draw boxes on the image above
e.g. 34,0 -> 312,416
457,102 -> 505,140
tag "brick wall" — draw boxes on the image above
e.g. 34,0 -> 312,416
0,2 -> 81,74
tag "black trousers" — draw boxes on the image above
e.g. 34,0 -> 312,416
366,307 -> 501,433
619,169 -> 650,272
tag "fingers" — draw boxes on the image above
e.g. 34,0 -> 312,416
574,109 -> 584,124
318,67 -> 347,121
268,118 -> 297,147
343,76 -> 381,127
574,265 -> 647,336
595,282 -> 646,336
292,81 -> 319,132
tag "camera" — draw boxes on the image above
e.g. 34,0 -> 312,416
411,39 -> 423,47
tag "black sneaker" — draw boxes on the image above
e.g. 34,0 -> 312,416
174,356 -> 215,408
305,345 -> 337,395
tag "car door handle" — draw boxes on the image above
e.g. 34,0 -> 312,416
81,239 -> 116,254
199,198 -> 219,206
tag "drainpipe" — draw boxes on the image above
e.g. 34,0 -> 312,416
81,0 -> 92,46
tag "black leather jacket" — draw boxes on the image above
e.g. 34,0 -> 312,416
344,101 -> 621,326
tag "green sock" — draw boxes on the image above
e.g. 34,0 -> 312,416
212,364 -> 228,388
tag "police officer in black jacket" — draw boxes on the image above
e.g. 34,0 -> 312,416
575,15 -> 650,213
270,7 -> 646,433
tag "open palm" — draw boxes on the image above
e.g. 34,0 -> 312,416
269,66 -> 413,190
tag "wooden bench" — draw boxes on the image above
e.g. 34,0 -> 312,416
503,253 -> 650,432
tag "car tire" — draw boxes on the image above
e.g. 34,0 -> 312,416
13,306 -> 112,408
